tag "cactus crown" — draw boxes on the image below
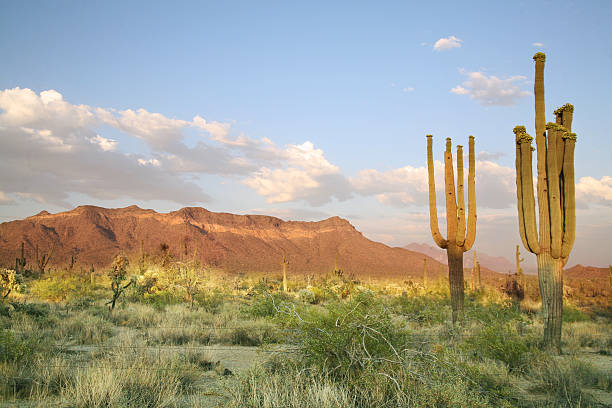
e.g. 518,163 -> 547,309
546,122 -> 566,131
533,52 -> 546,62
513,125 -> 527,135
469,135 -> 475,140
562,132 -> 577,141
554,103 -> 574,115
516,131 -> 533,144
426,134 -> 433,138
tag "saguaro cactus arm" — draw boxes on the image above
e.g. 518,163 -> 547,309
426,135 -> 448,249
462,136 -> 477,251
514,127 -> 541,254
455,145 -> 466,246
444,138 -> 458,243
546,123 -> 564,259
560,132 -> 577,257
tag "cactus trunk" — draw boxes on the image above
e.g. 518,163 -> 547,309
538,253 -> 563,350
282,263 -> 287,292
447,243 -> 464,322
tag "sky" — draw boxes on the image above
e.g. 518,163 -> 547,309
0,0 -> 611,269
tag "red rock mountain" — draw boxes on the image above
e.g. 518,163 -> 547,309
0,205 -> 457,279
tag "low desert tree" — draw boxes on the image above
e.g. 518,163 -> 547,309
514,52 -> 577,351
1,268 -> 24,301
106,254 -> 134,310
426,135 -> 477,323
175,262 -> 202,308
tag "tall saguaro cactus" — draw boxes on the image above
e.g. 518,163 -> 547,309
427,135 -> 477,322
514,52 -> 577,351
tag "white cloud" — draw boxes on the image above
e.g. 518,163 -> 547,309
576,176 -> 612,206
192,115 -> 231,141
433,36 -> 463,51
451,71 -> 531,106
532,42 -> 544,47
0,191 -> 15,205
89,134 -> 117,151
137,158 -> 161,167
403,87 -> 415,93
243,141 -> 352,205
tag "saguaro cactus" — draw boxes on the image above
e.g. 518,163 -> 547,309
427,135 -> 477,322
281,255 -> 289,292
514,52 -> 577,351
423,258 -> 428,288
15,242 -> 26,274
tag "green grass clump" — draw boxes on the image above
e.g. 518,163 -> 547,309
461,320 -> 542,372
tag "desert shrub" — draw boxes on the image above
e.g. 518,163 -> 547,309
464,296 -> 524,323
52,311 -> 114,344
461,320 -> 541,372
230,350 -> 516,408
30,275 -> 98,303
194,289 -> 224,313
8,301 -> 52,324
563,321 -> 612,352
298,288 -> 317,304
529,357 -> 602,406
142,289 -> 182,310
289,291 -> 410,379
562,304 -> 591,322
392,292 -> 449,324
0,329 -> 37,363
243,292 -> 290,318
214,321 -> 285,346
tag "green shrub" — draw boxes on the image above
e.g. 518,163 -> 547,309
461,321 -> 541,372
30,276 -> 98,303
393,292 -> 449,324
142,289 -> 181,310
563,304 -> 591,322
243,292 -> 290,318
194,289 -> 224,313
0,329 -> 37,363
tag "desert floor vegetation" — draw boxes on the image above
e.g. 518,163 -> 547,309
1,264 -> 611,407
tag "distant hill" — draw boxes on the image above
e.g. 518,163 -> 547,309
403,243 -> 514,273
0,205 -> 455,279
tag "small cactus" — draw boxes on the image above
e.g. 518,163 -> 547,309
281,255 -> 289,292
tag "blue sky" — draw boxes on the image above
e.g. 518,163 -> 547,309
1,0 -> 611,268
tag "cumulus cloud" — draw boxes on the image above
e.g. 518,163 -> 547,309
243,142 -> 352,206
532,42 -> 544,47
451,70 -> 531,106
0,87 -> 275,206
433,36 -> 463,51
576,176 -> 612,206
